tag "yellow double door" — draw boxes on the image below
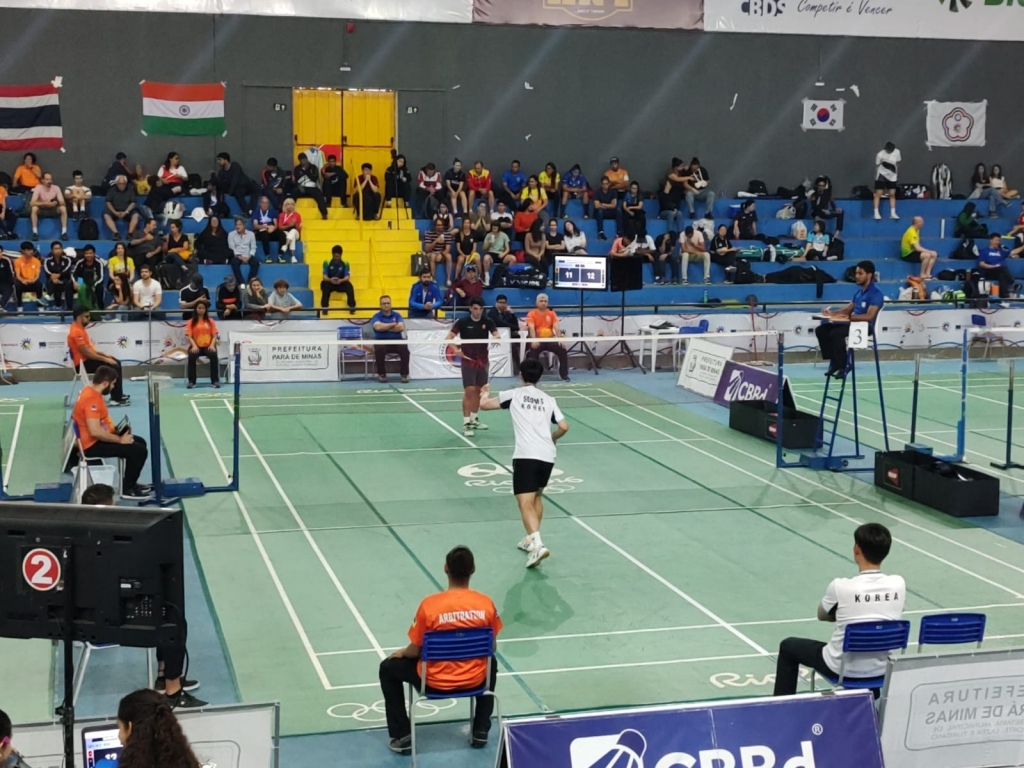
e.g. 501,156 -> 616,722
292,89 -> 395,189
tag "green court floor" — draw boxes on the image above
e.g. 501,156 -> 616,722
156,376 -> 1024,737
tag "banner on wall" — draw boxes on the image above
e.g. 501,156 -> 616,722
473,0 -> 703,29
407,329 -> 513,380
229,331 -> 339,383
677,338 -> 734,397
706,0 -> 1024,41
801,98 -> 844,132
925,100 -> 986,148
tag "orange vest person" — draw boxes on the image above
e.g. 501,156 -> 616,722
71,364 -> 151,500
184,301 -> 221,388
67,304 -> 130,405
378,546 -> 502,755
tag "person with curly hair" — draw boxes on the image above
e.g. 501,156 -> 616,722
117,689 -> 202,768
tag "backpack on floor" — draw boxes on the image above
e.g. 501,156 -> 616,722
851,185 -> 873,200
826,238 -> 845,261
747,180 -> 768,196
410,252 -> 430,276
77,218 -> 99,241
733,259 -> 763,285
951,237 -> 979,260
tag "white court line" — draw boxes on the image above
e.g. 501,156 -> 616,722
223,400 -> 386,659
2,404 -> 24,489
581,389 -> 1024,598
189,400 -> 334,690
315,601 -> 1024,657
398,392 -> 774,659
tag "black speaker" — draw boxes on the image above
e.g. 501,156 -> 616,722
609,256 -> 643,292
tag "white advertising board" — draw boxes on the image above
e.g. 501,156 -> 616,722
230,331 -> 339,382
678,338 -> 735,397
407,328 -> 513,380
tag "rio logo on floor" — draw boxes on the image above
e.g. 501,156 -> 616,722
457,462 -> 582,494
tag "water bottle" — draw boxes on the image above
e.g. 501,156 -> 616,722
702,289 -> 708,304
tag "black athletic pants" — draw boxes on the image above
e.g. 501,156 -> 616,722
156,618 -> 188,681
773,637 -> 879,697
83,357 -> 126,401
83,435 -> 148,492
375,343 -> 410,378
320,280 -> 355,309
187,347 -> 220,385
526,342 -> 569,380
815,323 -> 850,372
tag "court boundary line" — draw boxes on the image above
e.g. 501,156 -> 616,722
575,389 -> 1024,600
2,404 -> 24,489
223,400 -> 387,659
189,399 -> 334,690
398,392 -> 774,659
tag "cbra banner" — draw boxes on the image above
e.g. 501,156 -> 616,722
473,0 -> 703,29
705,0 -> 1024,41
500,691 -> 884,768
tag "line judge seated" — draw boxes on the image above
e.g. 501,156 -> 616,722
814,260 -> 883,380
370,295 -> 409,384
525,293 -> 570,382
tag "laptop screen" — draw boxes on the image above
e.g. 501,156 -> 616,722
82,725 -> 123,768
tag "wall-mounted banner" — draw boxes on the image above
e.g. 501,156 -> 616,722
706,0 -> 1024,41
473,0 -> 703,29
925,100 -> 986,148
407,329 -> 513,380
0,84 -> 63,152
802,99 -> 844,132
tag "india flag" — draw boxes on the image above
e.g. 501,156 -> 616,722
141,81 -> 226,136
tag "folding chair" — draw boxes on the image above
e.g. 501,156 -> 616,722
408,627 -> 501,767
917,613 -> 986,652
811,620 -> 911,691
337,326 -> 370,379
65,357 -> 91,408
67,421 -> 124,503
72,641 -> 155,706
969,314 -> 1005,359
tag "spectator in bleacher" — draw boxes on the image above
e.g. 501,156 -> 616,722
132,264 -> 163,317
710,224 -> 738,280
378,545 -> 501,756
201,177 -> 230,220
455,217 -> 478,281
408,269 -> 443,319
321,244 -> 356,314
0,179 -> 16,238
0,250 -> 14,309
433,201 -> 456,237
526,293 -> 570,381
385,152 -> 412,209
196,215 -> 230,265
900,217 -> 937,281
498,160 -> 527,212
30,172 -> 69,241
653,230 -> 682,285
178,272 -> 209,322
520,175 -> 549,224
796,220 -> 831,262
816,260 -> 883,379
260,157 -> 291,211
185,300 -> 220,388
970,163 -> 1008,218
623,181 -> 647,239
371,295 -> 410,383
216,152 -> 254,215
658,158 -> 688,230
544,218 -> 566,267
773,523 -> 904,696
73,245 -> 106,309
12,152 -> 42,194
683,157 -> 714,219
483,220 -> 513,270
524,219 -> 548,274
268,277 -> 303,316
293,153 -> 329,219
321,154 -> 349,208
353,163 -> 382,221
592,176 -> 621,241
68,305 -> 129,403
252,196 -> 284,257
229,216 -> 259,286
681,225 -> 711,285
443,158 -> 468,215
425,218 -> 453,286
101,152 -> 133,188
64,170 -> 92,221
873,141 -> 901,221
104,175 -> 141,240
563,220 -> 587,253
468,160 -> 495,212
810,177 -> 844,238
13,242 -> 43,311
979,232 -> 1014,298
447,263 -> 484,307
988,165 -> 1019,204
277,198 -> 303,261
470,202 -> 491,242
417,162 -> 443,218
605,157 -> 630,198
107,272 -> 132,314
954,202 -> 988,239
217,274 -> 243,319
539,162 -> 561,219
733,199 -> 758,240
106,242 -> 135,288
163,219 -> 193,288
148,152 -> 187,213
128,218 -> 164,275
561,165 -> 590,219
487,294 -> 521,373
43,240 -> 74,309
243,276 -> 268,318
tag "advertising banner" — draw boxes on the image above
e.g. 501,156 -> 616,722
677,338 -> 734,398
713,360 -> 788,406
500,691 -> 884,768
229,331 -> 339,383
705,0 -> 1024,41
473,0 -> 703,30
879,649 -> 1024,768
925,101 -> 987,148
408,328 -> 513,380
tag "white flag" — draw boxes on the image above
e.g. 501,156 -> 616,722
925,100 -> 986,148
801,99 -> 845,132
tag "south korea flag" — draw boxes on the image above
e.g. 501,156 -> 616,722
801,99 -> 845,132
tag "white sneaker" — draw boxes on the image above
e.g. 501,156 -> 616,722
517,536 -> 532,552
873,210 -> 881,221
890,212 -> 899,220
526,546 -> 550,568
470,420 -> 488,431
463,424 -> 474,437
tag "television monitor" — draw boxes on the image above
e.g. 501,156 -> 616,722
82,725 -> 123,768
609,256 -> 644,292
553,255 -> 608,291
0,502 -> 185,648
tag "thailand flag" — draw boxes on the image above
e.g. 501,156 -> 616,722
0,83 -> 63,151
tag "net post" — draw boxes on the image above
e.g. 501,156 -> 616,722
230,343 -> 242,492
910,355 -> 921,444
957,328 -> 969,461
991,359 -> 1024,470
775,332 -> 786,468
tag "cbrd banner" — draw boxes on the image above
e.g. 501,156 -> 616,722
713,360 -> 792,407
500,690 -> 884,768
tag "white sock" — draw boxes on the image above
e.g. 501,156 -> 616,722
470,412 -> 478,422
464,416 -> 472,425
529,531 -> 543,549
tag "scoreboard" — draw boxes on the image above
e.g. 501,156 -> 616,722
553,255 -> 608,291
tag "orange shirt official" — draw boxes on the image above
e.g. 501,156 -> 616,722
186,318 -> 218,349
527,309 -> 558,339
72,387 -> 113,451
408,588 -> 502,690
67,323 -> 96,368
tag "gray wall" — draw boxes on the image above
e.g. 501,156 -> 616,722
2,9 -> 1019,197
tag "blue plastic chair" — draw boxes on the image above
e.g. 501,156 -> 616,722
408,627 -> 501,766
679,319 -> 710,335
917,613 -> 986,651
811,620 -> 911,691
337,326 -> 369,379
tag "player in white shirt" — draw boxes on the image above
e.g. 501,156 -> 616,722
480,358 -> 569,568
773,523 -> 905,696
873,141 -> 901,221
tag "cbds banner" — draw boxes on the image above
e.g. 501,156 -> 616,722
474,0 -> 703,29
500,692 -> 883,768
713,360 -> 789,406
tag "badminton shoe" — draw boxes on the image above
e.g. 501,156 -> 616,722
470,419 -> 487,430
526,546 -> 550,568
517,536 -> 532,552
463,424 -> 474,437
